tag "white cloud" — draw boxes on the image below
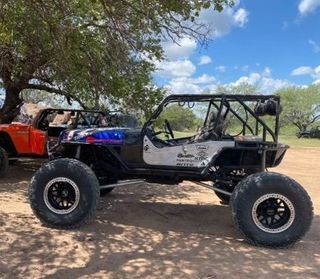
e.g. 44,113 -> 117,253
293,65 -> 320,80
215,65 -> 227,73
160,65 -> 303,96
162,37 -> 197,60
309,39 -> 320,53
198,5 -> 249,39
314,65 -> 320,79
298,0 -> 320,15
155,59 -> 196,78
262,67 -> 272,77
291,66 -> 314,76
165,79 -> 201,95
233,8 -> 249,27
159,4 -> 249,64
258,78 -> 292,93
164,74 -> 216,94
230,68 -> 292,93
190,74 -> 216,84
198,55 -> 212,65
155,2 -> 250,91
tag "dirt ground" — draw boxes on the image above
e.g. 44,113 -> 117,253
0,148 -> 319,279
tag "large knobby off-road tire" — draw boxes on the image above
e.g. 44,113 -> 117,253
0,147 -> 9,177
231,172 -> 313,248
29,158 -> 100,229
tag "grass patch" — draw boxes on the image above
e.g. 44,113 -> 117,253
279,135 -> 320,148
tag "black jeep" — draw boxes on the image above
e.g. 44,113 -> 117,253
28,94 -> 313,248
298,126 -> 320,139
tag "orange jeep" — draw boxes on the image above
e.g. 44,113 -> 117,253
0,109 -> 111,177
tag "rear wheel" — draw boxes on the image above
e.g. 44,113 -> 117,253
0,147 -> 9,177
231,172 -> 313,248
29,158 -> 100,229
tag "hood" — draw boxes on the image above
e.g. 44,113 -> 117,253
0,122 -> 30,128
60,128 -> 128,145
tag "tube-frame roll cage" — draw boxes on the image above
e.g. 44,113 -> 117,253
56,94 -> 283,183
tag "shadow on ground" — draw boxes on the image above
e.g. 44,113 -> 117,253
0,159 -> 319,279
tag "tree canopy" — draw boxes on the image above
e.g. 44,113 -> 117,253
0,0 -> 233,123
156,104 -> 202,131
277,85 -> 320,133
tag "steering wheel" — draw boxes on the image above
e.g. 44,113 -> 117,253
164,119 -> 174,139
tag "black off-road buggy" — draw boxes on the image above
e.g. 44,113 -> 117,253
298,126 -> 320,139
28,94 -> 313,248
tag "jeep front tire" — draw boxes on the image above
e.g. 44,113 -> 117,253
29,158 -> 100,229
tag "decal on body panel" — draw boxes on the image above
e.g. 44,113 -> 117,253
143,136 -> 235,168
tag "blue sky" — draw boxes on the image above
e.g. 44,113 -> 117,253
154,0 -> 320,94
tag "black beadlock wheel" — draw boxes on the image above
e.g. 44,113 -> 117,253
231,172 -> 313,248
29,159 -> 100,229
0,147 -> 9,178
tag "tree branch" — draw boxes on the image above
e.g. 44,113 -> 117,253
26,83 -> 88,109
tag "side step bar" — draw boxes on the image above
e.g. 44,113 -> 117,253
100,179 -> 145,189
100,179 -> 231,196
193,181 -> 232,196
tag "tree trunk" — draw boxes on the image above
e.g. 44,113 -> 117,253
0,87 -> 23,124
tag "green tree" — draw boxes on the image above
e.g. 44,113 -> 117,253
215,82 -> 258,95
277,85 -> 320,134
156,104 -> 201,132
0,0 -> 232,123
214,82 -> 258,133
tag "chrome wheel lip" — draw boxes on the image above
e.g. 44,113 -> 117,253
252,193 -> 295,234
43,177 -> 80,215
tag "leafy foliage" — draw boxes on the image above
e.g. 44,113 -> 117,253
215,82 -> 258,95
0,0 -> 233,123
214,82 -> 258,133
277,85 -> 320,134
158,104 -> 202,131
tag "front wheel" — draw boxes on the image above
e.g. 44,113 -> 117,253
29,158 -> 100,229
231,172 -> 313,248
